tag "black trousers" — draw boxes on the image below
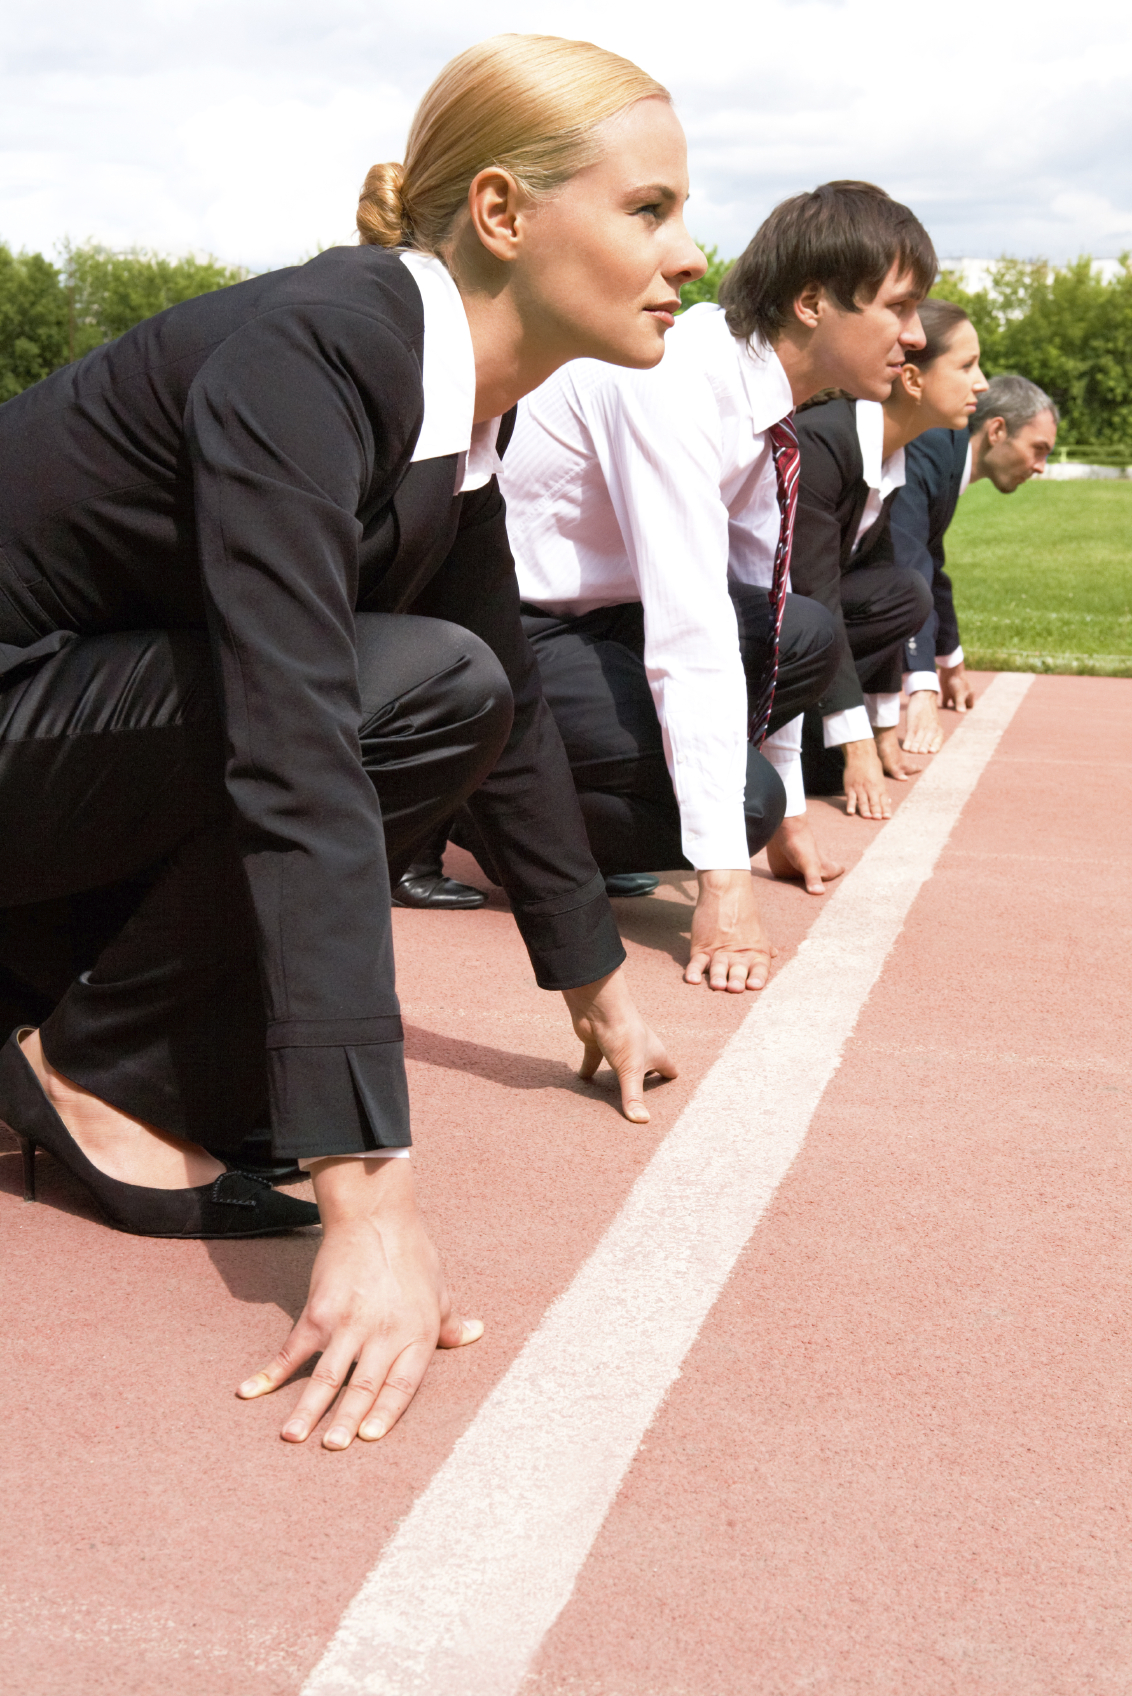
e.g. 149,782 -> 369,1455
802,563 -> 934,794
0,616 -> 512,1151
504,587 -> 838,876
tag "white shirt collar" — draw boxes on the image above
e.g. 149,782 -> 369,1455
959,437 -> 973,497
398,249 -> 502,493
734,331 -> 795,433
855,398 -> 906,496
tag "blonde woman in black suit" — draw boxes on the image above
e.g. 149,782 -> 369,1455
0,35 -> 703,1450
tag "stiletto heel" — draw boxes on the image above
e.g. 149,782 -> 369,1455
0,1031 -> 319,1238
18,1132 -> 36,1201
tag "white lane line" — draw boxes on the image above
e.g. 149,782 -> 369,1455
303,672 -> 1034,1696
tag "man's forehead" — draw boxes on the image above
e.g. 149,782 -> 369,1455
879,265 -> 923,304
1022,409 -> 1058,443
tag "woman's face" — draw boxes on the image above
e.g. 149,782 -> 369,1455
509,97 -> 707,370
913,320 -> 988,429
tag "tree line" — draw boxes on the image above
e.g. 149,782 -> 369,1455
2,239 -> 1130,448
0,242 -> 247,402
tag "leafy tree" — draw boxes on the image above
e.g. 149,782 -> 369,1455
62,242 -> 249,357
680,242 -> 733,311
0,245 -> 69,402
932,257 -> 1132,448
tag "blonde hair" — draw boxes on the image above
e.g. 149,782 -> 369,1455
357,34 -> 669,254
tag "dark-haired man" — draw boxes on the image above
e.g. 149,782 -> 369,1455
899,373 -> 1058,753
494,182 -> 932,993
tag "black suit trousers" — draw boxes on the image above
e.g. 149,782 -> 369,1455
800,562 -> 933,794
501,587 -> 839,875
0,616 -> 512,1151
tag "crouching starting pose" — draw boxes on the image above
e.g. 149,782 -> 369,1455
0,34 -> 693,1449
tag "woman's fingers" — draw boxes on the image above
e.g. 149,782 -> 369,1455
577,1036 -> 604,1081
352,1335 -> 443,1444
281,1332 -> 370,1444
237,1317 -> 322,1401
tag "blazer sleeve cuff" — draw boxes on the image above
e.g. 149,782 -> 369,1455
509,872 -> 627,991
267,1032 -> 411,1160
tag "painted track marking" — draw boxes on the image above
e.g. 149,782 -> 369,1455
303,672 -> 1035,1696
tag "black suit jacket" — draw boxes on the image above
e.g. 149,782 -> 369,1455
791,398 -> 900,716
0,244 -> 623,1154
887,427 -> 969,674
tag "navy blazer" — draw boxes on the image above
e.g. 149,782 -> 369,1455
887,427 -> 970,675
0,244 -> 623,1155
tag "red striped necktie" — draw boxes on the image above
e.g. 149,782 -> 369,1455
748,414 -> 800,747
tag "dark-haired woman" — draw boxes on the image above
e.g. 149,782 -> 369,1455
881,301 -> 990,753
793,298 -> 986,805
0,34 -> 703,1449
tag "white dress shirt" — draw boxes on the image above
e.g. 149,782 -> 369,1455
903,437 -> 971,696
299,250 -> 493,1172
503,303 -> 804,871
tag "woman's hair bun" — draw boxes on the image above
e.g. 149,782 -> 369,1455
357,161 -> 408,247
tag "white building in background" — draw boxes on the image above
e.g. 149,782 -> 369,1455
939,258 -> 1126,292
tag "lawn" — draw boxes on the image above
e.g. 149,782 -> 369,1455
946,478 -> 1132,675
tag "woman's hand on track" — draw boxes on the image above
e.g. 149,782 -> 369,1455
236,1156 -> 481,1450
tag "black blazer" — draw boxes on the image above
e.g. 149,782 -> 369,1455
887,427 -> 969,674
790,398 -> 899,717
0,245 -> 623,1153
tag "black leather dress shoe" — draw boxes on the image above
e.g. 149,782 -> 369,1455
604,873 -> 660,898
392,872 -> 487,910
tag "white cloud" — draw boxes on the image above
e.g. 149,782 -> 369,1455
1,0 -> 1130,268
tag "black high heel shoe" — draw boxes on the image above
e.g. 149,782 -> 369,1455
0,1030 -> 320,1239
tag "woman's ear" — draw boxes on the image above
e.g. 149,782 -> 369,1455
900,361 -> 924,404
464,167 -> 528,264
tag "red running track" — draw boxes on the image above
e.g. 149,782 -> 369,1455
1,673 -> 1129,1695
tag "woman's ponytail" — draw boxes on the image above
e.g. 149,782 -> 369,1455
357,161 -> 410,248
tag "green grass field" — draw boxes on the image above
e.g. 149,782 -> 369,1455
946,479 -> 1132,675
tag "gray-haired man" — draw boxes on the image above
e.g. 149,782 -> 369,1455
892,373 -> 1058,752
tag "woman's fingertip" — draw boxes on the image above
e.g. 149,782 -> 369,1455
237,1371 -> 272,1398
462,1318 -> 485,1343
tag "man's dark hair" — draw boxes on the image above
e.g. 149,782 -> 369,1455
970,372 -> 1059,436
718,180 -> 937,345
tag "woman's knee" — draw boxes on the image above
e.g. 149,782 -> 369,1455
356,613 -> 513,764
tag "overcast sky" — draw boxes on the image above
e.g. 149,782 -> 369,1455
2,0 -> 1131,272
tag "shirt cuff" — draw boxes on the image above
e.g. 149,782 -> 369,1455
298,1148 -> 411,1172
823,705 -> 872,747
938,645 -> 964,668
760,715 -> 806,817
903,670 -> 942,695
864,692 -> 901,729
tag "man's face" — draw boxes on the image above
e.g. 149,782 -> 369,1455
804,262 -> 927,401
977,409 -> 1058,491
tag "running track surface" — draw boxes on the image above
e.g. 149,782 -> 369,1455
1,672 -> 1129,1696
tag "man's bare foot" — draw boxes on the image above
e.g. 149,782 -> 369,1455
874,726 -> 922,781
18,1029 -> 224,1189
766,814 -> 846,895
902,690 -> 943,754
